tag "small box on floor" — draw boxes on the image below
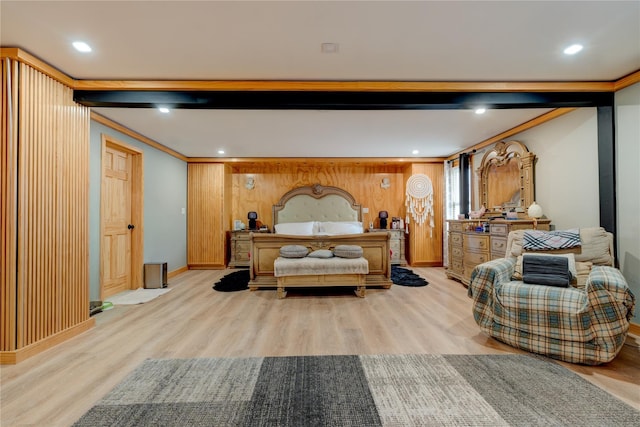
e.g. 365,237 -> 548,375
144,262 -> 167,289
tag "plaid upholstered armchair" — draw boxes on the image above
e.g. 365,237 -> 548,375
468,227 -> 636,365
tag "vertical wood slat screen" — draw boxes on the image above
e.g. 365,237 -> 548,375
187,164 -> 226,268
1,58 -> 19,350
1,59 -> 90,352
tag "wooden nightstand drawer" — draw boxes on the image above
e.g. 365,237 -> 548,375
464,251 -> 489,265
451,246 -> 464,258
228,230 -> 254,267
450,232 -> 463,246
491,237 -> 507,254
490,223 -> 509,236
463,234 -> 489,252
449,222 -> 465,232
450,258 -> 463,273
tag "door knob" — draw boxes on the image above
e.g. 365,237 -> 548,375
128,224 -> 135,230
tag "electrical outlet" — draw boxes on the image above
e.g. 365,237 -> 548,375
181,208 -> 186,215
362,207 -> 369,214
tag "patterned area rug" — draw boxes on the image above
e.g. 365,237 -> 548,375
73,354 -> 639,427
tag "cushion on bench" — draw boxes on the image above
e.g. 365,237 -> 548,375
274,256 -> 368,277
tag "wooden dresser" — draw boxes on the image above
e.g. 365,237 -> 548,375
446,219 -> 551,286
370,229 -> 407,266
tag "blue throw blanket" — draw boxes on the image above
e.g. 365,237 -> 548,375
522,254 -> 570,287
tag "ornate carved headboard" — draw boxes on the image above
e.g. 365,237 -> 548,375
273,184 -> 362,224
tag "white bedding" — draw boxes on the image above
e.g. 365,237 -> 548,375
274,221 -> 363,236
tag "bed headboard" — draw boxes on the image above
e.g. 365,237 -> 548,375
273,184 -> 362,224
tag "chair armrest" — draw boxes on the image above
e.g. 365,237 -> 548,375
468,258 -> 516,298
467,258 -> 516,329
586,266 -> 636,322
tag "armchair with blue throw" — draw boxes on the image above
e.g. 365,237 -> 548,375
468,227 -> 635,365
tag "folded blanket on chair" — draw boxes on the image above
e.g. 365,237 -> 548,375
522,255 -> 571,287
523,228 -> 581,251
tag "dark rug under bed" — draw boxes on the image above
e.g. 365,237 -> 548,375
213,265 -> 427,292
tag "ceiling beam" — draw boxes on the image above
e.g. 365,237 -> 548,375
74,90 -> 614,110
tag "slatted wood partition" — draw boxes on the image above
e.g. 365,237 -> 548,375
1,58 -> 94,364
1,58 -> 19,353
187,163 -> 231,268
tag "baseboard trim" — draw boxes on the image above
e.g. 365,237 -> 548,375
629,322 -> 640,338
168,265 -> 188,278
188,264 -> 226,270
0,318 -> 95,365
408,261 -> 443,267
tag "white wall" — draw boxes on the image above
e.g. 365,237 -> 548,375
503,102 -> 638,322
511,108 -> 600,229
615,82 -> 640,320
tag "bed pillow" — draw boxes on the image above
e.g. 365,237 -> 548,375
307,249 -> 334,258
333,245 -> 363,259
279,245 -> 309,258
319,221 -> 363,235
274,221 -> 316,235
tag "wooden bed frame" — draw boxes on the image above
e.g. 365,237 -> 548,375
248,184 -> 393,290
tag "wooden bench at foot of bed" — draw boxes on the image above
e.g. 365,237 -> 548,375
274,256 -> 369,299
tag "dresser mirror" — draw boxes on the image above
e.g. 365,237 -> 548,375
477,140 -> 535,214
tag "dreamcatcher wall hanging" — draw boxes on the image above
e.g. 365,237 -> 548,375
405,173 -> 435,237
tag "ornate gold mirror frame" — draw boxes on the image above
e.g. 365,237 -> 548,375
477,140 -> 535,214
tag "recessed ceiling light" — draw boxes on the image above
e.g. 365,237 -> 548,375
72,41 -> 92,53
412,150 -> 419,155
158,107 -> 170,113
217,150 -> 225,155
475,107 -> 487,115
321,43 -> 339,53
563,44 -> 583,55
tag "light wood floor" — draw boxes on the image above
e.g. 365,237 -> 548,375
1,267 -> 638,426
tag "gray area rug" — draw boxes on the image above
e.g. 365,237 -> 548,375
73,354 -> 640,427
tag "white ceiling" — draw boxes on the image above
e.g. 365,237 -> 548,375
2,1 -> 639,158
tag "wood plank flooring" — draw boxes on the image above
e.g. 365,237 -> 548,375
1,267 -> 638,426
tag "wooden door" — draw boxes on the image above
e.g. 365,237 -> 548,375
101,145 -> 133,298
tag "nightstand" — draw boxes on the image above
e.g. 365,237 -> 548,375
369,228 -> 407,265
228,229 -> 271,267
228,231 -> 252,267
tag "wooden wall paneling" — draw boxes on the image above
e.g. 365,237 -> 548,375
223,164 -> 233,264
1,58 -> 19,352
229,162 -> 408,230
187,163 -> 225,268
404,163 -> 445,266
1,60 -> 93,364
